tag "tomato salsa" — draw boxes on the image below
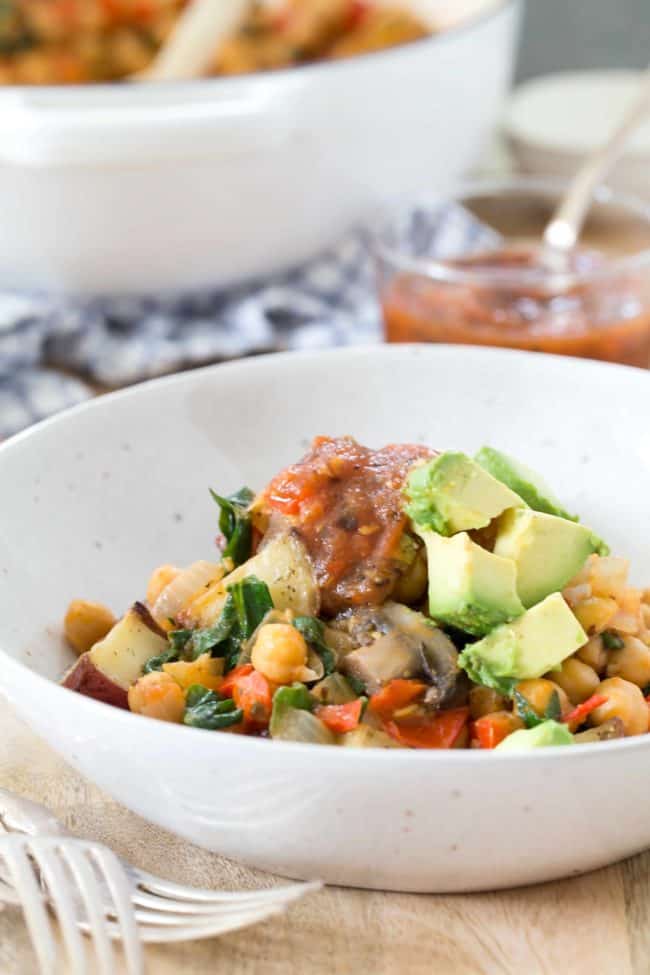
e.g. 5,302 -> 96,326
262,436 -> 433,614
381,246 -> 650,367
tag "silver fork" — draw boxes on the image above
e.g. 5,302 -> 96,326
0,787 -> 320,968
0,834 -> 144,975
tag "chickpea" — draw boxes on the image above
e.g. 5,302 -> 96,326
64,599 -> 116,656
128,672 -> 185,723
576,635 -> 607,674
547,658 -> 600,705
607,636 -> 650,688
251,623 -> 309,685
589,677 -> 648,736
146,564 -> 180,607
469,686 -> 506,720
392,549 -> 427,605
514,679 -> 570,720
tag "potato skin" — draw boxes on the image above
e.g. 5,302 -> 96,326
62,653 -> 129,710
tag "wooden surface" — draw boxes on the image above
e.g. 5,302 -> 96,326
0,697 -> 648,974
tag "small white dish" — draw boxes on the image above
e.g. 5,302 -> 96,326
504,70 -> 650,200
1,345 -> 650,893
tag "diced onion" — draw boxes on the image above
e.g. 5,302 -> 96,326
152,560 -> 224,624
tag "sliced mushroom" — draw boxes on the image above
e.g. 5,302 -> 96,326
573,717 -> 625,744
334,602 -> 458,706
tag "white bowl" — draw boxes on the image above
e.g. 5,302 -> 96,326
0,0 -> 520,295
2,344 -> 649,893
505,70 -> 650,201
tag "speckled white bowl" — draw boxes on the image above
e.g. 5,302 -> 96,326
1,345 -> 649,892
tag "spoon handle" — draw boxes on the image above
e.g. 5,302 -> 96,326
140,0 -> 251,82
544,66 -> 650,253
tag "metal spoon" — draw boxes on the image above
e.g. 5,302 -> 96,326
138,0 -> 251,82
543,64 -> 650,261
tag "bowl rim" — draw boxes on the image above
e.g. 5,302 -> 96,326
372,175 -> 650,288
2,343 -> 649,765
0,0 -> 517,100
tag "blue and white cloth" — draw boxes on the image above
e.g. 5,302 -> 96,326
0,203 -> 499,438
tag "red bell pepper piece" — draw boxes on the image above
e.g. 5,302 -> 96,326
563,694 -> 608,729
384,707 -> 469,749
471,711 -> 522,749
232,669 -> 274,729
218,664 -> 253,699
368,679 -> 427,721
315,699 -> 363,734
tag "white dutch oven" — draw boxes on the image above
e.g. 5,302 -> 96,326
0,0 -> 520,294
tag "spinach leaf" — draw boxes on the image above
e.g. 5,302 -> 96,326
182,576 -> 273,670
544,689 -> 562,723
269,683 -> 313,737
210,486 -> 255,567
292,616 -> 336,676
602,630 -> 624,651
143,646 -> 178,674
513,689 -> 544,729
513,688 -> 562,728
183,684 -> 243,730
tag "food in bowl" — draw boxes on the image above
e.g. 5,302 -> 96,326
0,0 -> 431,84
62,435 -> 650,750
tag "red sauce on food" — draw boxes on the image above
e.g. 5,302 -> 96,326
263,436 -> 433,614
382,246 -> 650,367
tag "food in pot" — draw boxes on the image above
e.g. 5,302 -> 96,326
61,436 -> 650,749
0,0 -> 431,84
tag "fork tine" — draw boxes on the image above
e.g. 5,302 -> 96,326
0,839 -> 58,975
28,840 -> 87,975
89,845 -> 144,975
131,886 -> 313,915
58,843 -> 115,975
135,872 -> 321,904
136,903 -> 286,943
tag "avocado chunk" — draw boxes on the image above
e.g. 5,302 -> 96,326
493,508 -> 602,608
458,593 -> 587,694
495,720 -> 574,751
404,452 -> 524,536
475,446 -> 577,521
420,530 -> 524,637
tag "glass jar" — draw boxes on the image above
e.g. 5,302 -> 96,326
375,179 -> 650,367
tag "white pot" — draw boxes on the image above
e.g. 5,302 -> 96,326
0,0 -> 520,295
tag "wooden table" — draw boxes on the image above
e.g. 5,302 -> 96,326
1,697 -> 648,974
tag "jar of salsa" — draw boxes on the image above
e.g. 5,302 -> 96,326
375,179 -> 650,367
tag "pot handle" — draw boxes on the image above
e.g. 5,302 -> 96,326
0,78 -> 300,166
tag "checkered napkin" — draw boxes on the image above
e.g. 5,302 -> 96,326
0,203 -> 499,439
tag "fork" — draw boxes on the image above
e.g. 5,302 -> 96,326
0,787 -> 320,970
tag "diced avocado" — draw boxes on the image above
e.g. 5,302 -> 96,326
458,593 -> 587,694
475,446 -> 577,521
420,530 -> 524,637
404,452 -> 524,536
493,508 -> 602,608
495,720 -> 574,751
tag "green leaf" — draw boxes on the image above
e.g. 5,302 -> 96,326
544,689 -> 562,723
292,616 -> 336,676
183,684 -> 243,730
182,576 -> 274,671
186,597 -> 237,659
346,674 -> 367,697
210,486 -> 255,567
513,689 -> 545,729
602,630 -> 624,651
142,646 -> 179,674
269,683 -> 313,737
